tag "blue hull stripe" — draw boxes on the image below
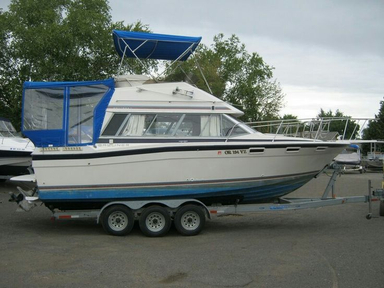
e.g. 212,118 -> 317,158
39,173 -> 315,203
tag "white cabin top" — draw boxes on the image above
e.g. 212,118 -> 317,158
109,75 -> 244,117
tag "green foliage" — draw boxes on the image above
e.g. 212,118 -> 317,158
317,108 -> 360,140
0,0 -> 149,129
281,114 -> 298,120
0,8 -> 23,127
165,34 -> 285,121
360,101 -> 384,154
7,0 -> 115,81
363,101 -> 384,141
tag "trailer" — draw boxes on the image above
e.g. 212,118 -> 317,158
10,168 -> 384,237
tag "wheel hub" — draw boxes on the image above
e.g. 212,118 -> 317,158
182,212 -> 199,229
146,212 -> 165,232
109,212 -> 127,231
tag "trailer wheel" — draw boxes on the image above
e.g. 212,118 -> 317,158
139,206 -> 171,237
380,200 -> 384,217
174,205 -> 205,236
101,205 -> 134,236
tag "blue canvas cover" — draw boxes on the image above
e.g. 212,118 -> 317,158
349,144 -> 360,150
113,30 -> 202,61
22,79 -> 115,147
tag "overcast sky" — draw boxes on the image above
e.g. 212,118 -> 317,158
1,0 -> 383,119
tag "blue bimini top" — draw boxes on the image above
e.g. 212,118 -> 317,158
113,30 -> 202,61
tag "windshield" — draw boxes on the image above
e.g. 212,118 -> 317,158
223,115 -> 260,136
102,113 -> 257,138
0,119 -> 17,137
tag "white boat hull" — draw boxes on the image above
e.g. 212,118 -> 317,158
0,137 -> 34,177
0,156 -> 31,167
31,141 -> 346,209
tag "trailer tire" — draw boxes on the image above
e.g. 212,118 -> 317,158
380,200 -> 384,217
101,205 -> 134,236
174,205 -> 205,236
139,206 -> 171,237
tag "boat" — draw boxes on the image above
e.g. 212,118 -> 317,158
361,144 -> 384,171
362,156 -> 383,170
18,30 -> 349,210
0,117 -> 34,180
333,144 -> 364,173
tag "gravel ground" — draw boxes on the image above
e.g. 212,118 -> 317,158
0,171 -> 383,288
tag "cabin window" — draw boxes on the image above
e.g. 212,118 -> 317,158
102,114 -> 128,136
144,114 -> 181,136
102,113 -> 250,137
120,114 -> 154,136
175,115 -> 201,136
200,115 -> 221,136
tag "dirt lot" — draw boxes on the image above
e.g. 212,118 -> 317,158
0,171 -> 383,288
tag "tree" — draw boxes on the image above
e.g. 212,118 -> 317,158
317,109 -> 360,140
362,100 -> 384,153
0,7 -> 22,127
5,0 -> 140,81
281,114 -> 298,120
0,0 -> 151,129
165,34 -> 285,121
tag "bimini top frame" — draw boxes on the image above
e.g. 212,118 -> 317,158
112,30 -> 202,77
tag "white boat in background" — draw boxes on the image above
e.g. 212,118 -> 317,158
361,143 -> 384,171
16,31 -> 348,211
333,144 -> 364,173
0,117 -> 34,179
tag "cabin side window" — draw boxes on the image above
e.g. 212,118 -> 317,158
102,113 -> 250,137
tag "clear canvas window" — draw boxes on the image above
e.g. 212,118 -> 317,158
68,85 -> 106,144
23,88 -> 65,131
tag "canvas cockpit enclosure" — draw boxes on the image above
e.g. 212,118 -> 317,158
22,79 -> 115,147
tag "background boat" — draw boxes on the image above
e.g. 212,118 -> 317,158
0,117 -> 34,180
